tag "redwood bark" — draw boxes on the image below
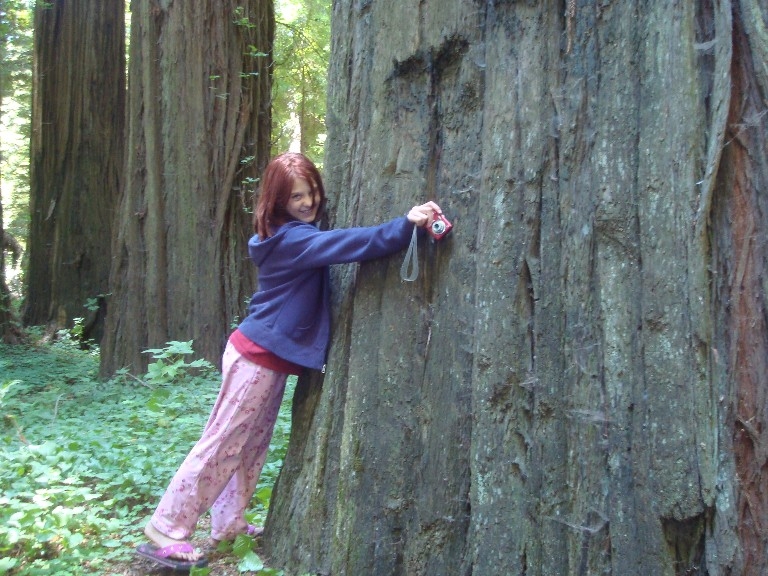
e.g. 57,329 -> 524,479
715,6 -> 768,570
265,1 -> 768,575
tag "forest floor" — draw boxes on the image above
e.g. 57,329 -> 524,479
108,516 -> 264,575
1,339 -> 292,576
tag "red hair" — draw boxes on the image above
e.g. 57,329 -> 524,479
254,152 -> 326,239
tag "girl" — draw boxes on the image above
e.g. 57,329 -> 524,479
137,152 -> 443,570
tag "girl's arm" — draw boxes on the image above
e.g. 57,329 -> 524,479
280,202 -> 443,269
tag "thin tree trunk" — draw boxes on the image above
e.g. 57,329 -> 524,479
24,0 -> 125,342
99,0 -> 273,376
265,1 -> 768,575
1,200 -> 22,344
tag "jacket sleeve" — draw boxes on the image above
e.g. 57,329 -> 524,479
278,216 -> 415,270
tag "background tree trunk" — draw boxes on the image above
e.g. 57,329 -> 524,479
99,0 -> 273,376
265,1 -> 768,575
24,0 -> 125,343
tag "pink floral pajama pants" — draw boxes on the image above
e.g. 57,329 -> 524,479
150,342 -> 288,541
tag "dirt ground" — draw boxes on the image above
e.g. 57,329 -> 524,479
107,544 -> 245,576
100,517 -> 277,576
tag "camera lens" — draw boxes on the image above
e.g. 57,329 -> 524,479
432,220 -> 446,234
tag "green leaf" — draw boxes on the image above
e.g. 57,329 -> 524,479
254,485 -> 272,505
4,527 -> 21,545
0,557 -> 19,570
102,539 -> 123,548
67,532 -> 84,547
36,530 -> 57,542
30,440 -> 58,457
164,340 -> 196,355
237,550 -> 264,572
232,533 -> 254,558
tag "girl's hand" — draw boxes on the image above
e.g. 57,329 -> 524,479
407,201 -> 443,227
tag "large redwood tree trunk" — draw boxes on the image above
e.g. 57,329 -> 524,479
264,1 -> 768,575
24,0 -> 125,342
99,0 -> 273,376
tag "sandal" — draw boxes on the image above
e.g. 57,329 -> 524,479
136,541 -> 208,570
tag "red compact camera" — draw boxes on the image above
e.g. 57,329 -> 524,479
428,212 -> 453,240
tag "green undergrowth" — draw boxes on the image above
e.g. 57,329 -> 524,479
0,338 -> 295,575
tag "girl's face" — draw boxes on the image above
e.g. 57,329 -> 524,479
285,177 -> 320,223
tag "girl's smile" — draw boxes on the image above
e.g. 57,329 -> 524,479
286,178 -> 319,223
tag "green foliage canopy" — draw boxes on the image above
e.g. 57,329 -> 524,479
272,0 -> 330,163
1,0 -> 33,295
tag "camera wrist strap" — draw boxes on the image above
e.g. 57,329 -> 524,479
400,225 -> 419,282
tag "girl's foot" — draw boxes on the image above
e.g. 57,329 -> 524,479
143,522 -> 205,563
210,524 -> 264,547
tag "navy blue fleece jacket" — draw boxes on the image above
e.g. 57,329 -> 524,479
237,216 -> 415,370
